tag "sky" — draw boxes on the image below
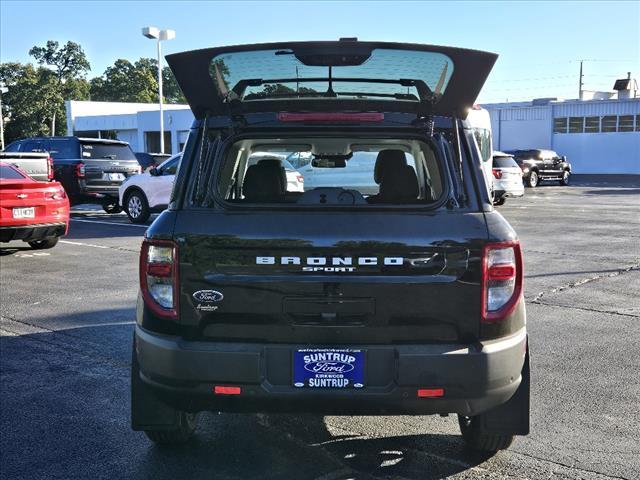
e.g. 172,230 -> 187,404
1,0 -> 639,104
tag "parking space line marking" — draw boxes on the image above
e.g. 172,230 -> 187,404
70,218 -> 148,228
60,240 -> 109,249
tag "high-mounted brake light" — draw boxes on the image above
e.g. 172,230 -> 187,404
481,241 -> 523,323
140,239 -> 179,320
277,112 -> 384,123
75,162 -> 85,178
47,156 -> 54,181
492,168 -> 502,179
214,385 -> 241,395
417,388 -> 445,398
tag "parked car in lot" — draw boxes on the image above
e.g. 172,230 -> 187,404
7,136 -> 141,212
492,151 -> 524,205
119,154 -> 181,223
131,40 -> 529,453
0,149 -> 54,183
0,162 -> 69,249
135,152 -> 171,172
506,149 -> 571,187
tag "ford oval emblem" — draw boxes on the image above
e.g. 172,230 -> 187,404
303,361 -> 355,374
193,290 -> 224,303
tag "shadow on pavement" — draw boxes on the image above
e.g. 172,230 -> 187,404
582,188 -> 640,196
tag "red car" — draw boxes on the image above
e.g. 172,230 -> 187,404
0,162 -> 69,249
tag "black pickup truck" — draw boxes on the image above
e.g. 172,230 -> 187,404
132,40 -> 530,453
5,137 -> 140,212
506,149 -> 571,187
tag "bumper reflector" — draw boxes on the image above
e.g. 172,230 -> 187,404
417,388 -> 444,398
214,385 -> 241,395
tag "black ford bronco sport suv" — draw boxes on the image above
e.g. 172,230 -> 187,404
132,41 -> 529,452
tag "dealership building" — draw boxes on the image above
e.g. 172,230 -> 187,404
66,93 -> 640,174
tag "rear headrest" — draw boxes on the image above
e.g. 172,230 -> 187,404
379,165 -> 419,202
242,161 -> 286,202
374,149 -> 408,184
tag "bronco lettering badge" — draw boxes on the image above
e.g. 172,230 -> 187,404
256,256 -> 403,273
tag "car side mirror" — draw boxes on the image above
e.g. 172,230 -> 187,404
149,167 -> 159,176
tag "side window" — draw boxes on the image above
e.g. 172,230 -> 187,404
22,141 -> 43,152
3,141 -> 21,152
472,128 -> 492,163
161,157 -> 179,175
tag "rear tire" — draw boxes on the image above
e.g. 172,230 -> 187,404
143,412 -> 199,444
494,197 -> 506,206
560,170 -> 570,186
125,190 -> 150,224
28,237 -> 59,250
458,415 -> 514,452
526,171 -> 539,188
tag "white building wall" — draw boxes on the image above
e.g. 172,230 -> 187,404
552,132 -> 639,174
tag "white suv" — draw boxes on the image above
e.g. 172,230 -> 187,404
119,154 -> 181,223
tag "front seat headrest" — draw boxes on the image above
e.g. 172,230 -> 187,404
374,149 -> 408,184
243,160 -> 286,202
379,165 -> 419,203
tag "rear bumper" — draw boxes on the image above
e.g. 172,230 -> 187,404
135,326 -> 527,416
0,222 -> 67,242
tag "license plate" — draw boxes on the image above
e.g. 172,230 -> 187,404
13,207 -> 35,219
103,173 -> 125,181
293,348 -> 365,389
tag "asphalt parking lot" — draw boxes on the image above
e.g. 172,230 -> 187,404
1,178 -> 639,480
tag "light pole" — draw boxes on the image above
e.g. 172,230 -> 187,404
142,26 -> 175,154
0,84 -> 7,151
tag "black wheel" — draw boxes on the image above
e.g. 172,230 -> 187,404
494,197 -> 506,206
560,170 -> 570,186
124,190 -> 150,223
102,202 -> 122,214
144,412 -> 199,445
526,171 -> 539,188
458,414 -> 514,452
28,237 -> 59,249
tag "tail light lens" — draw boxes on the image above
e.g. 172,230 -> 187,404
492,168 -> 502,179
140,239 -> 179,320
47,156 -> 54,181
296,174 -> 304,183
481,241 -> 523,322
47,187 -> 67,200
75,163 -> 85,178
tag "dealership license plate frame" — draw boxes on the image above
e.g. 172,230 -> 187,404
293,348 -> 365,389
12,207 -> 35,219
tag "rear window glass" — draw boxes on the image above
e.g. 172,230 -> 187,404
493,156 -> 518,168
210,137 -> 444,207
81,143 -> 136,160
0,165 -> 26,180
210,48 -> 454,102
48,140 -> 79,159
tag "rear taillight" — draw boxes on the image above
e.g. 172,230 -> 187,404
47,187 -> 66,200
47,156 -> 54,181
140,239 -> 179,320
481,241 -> 523,322
296,174 -> 304,183
75,163 -> 85,178
277,112 -> 384,122
492,168 -> 502,179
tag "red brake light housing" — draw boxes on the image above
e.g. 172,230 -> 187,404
47,156 -> 54,181
492,168 -> 502,179
481,241 -> 523,323
277,112 -> 384,123
140,239 -> 179,320
75,162 -> 85,178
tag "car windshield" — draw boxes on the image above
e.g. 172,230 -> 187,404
209,137 -> 444,207
81,142 -> 136,160
0,165 -> 26,180
210,48 -> 454,102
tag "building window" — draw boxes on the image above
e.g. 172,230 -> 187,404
584,116 -> 600,133
145,131 -> 172,154
618,115 -> 634,132
636,115 -> 640,132
568,117 -> 584,133
601,116 -> 617,133
553,117 -> 568,133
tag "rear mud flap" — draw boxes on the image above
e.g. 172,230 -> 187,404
480,340 -> 530,435
131,337 -> 181,431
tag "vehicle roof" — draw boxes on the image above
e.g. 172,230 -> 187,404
18,136 -> 129,145
492,151 -> 514,157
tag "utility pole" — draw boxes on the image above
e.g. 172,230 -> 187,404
578,60 -> 584,100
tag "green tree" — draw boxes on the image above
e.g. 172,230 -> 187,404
28,41 -> 91,135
